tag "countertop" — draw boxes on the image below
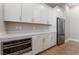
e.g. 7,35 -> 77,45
0,31 -> 54,42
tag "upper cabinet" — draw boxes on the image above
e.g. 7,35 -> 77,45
4,3 -> 21,21
56,7 -> 64,17
0,3 -> 3,19
49,7 -> 54,24
21,3 -> 33,22
40,4 -> 49,24
4,3 -> 52,25
32,3 -> 41,23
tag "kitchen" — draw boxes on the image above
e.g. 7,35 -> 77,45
0,3 -> 79,55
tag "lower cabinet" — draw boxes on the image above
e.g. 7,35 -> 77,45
42,33 -> 51,50
50,32 -> 56,47
32,34 -> 43,54
32,33 -> 56,54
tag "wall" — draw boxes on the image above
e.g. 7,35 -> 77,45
0,3 -> 6,35
64,5 -> 70,39
70,5 -> 79,40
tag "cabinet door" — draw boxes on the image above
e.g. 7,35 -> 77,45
32,3 -> 41,23
0,3 -> 3,19
43,33 -> 51,50
21,3 -> 33,22
49,8 -> 57,32
47,33 -> 53,48
32,35 -> 38,54
32,35 -> 43,54
50,32 -> 56,46
37,35 -> 43,53
4,3 -> 21,21
40,4 -> 49,24
49,7 -> 54,24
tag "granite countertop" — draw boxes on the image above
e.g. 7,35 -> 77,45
0,31 -> 54,42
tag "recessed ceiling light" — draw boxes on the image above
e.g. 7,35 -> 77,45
40,5 -> 44,8
57,9 -> 60,12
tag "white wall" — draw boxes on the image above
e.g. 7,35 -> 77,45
64,5 -> 70,39
70,5 -> 79,40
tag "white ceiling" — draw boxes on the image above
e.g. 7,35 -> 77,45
46,3 -> 79,8
67,3 -> 79,8
46,3 -> 65,7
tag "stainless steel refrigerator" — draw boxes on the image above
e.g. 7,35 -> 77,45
57,17 -> 65,45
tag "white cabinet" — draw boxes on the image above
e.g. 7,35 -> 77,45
32,3 -> 41,23
56,7 -> 64,17
50,32 -> 56,46
49,7 -> 57,32
43,33 -> 56,50
49,7 -> 54,24
32,36 -> 38,54
32,4 -> 49,24
32,33 -> 56,54
4,3 -> 52,25
21,3 -> 33,22
40,4 -> 49,24
42,33 -> 52,50
4,3 -> 21,21
0,3 -> 3,19
46,33 -> 53,48
32,34 -> 43,54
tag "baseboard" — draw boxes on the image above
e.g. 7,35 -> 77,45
65,39 -> 70,43
65,38 -> 71,42
68,38 -> 79,42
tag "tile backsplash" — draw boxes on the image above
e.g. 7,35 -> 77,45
5,22 -> 50,34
